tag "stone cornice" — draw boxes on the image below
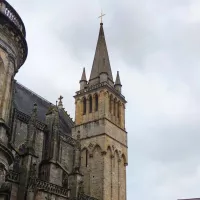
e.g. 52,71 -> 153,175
73,117 -> 127,133
74,81 -> 127,103
15,109 -> 46,131
0,1 -> 26,37
0,14 -> 27,68
60,132 -> 77,147
79,132 -> 128,148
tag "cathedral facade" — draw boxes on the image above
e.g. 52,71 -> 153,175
0,1 -> 128,200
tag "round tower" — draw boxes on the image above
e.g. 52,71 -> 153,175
0,0 -> 27,170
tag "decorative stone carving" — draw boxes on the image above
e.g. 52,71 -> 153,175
5,170 -> 19,183
78,181 -> 84,194
88,143 -> 94,149
28,178 -> 69,197
29,163 -> 37,178
78,193 -> 99,200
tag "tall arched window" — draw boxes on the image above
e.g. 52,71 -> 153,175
109,95 -> 112,113
118,101 -> 120,118
95,94 -> 98,111
113,98 -> 116,116
83,97 -> 86,115
89,95 -> 92,113
86,149 -> 88,167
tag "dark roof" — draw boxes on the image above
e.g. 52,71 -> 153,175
178,199 -> 200,200
14,82 -> 74,134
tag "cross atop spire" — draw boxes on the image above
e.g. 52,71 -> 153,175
98,10 -> 106,24
58,95 -> 63,109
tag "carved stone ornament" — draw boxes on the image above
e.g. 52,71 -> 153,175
78,181 -> 84,194
88,143 -> 94,149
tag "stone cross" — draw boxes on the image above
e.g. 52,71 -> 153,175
98,10 -> 105,23
58,95 -> 63,102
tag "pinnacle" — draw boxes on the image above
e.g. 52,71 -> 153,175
80,67 -> 87,82
115,71 -> 122,86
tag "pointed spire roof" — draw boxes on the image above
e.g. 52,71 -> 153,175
80,67 -> 87,82
115,71 -> 122,86
89,23 -> 113,82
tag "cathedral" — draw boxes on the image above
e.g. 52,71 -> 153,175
0,1 -> 128,200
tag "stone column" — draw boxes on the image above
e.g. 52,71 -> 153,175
0,54 -> 14,171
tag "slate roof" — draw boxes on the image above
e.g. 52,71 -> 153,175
13,82 -> 74,134
178,199 -> 200,200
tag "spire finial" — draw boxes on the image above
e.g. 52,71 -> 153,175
58,95 -> 63,109
98,9 -> 105,24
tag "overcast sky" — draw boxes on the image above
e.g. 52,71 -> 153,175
8,0 -> 200,199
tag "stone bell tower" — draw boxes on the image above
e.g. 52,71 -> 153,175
73,22 -> 128,200
0,0 -> 27,193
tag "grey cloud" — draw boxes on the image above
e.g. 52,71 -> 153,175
9,0 -> 200,199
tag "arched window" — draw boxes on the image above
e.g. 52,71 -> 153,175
118,102 -> 120,118
83,97 -> 86,115
86,149 -> 88,167
113,98 -> 116,116
109,95 -> 112,113
95,94 -> 98,111
89,95 -> 92,113
81,149 -> 89,168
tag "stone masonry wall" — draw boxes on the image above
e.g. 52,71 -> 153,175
73,124 -> 127,200
60,140 -> 74,173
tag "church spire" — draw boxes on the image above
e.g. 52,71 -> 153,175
114,71 -> 122,93
89,23 -> 113,86
115,71 -> 121,86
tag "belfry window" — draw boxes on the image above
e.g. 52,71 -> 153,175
83,97 -> 86,115
89,95 -> 92,113
86,150 -> 88,167
113,99 -> 116,116
95,94 -> 98,111
109,95 -> 112,113
118,102 -> 120,118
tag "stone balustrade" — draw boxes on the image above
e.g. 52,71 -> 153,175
29,178 -> 70,198
0,0 -> 26,37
